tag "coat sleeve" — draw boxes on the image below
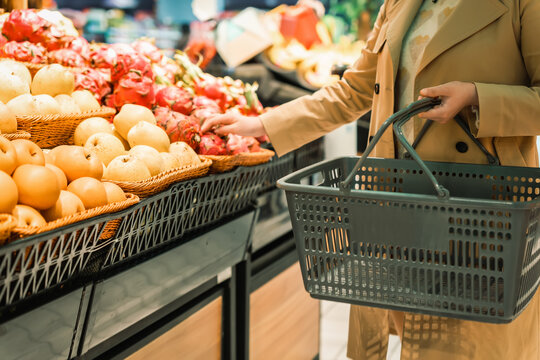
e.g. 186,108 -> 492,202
259,3 -> 388,156
473,0 -> 540,138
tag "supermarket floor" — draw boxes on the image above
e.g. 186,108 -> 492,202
319,300 -> 401,360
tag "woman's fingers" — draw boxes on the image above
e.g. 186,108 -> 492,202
417,107 -> 453,123
417,81 -> 478,123
419,82 -> 453,98
201,113 -> 235,133
214,124 -> 236,136
200,112 -> 268,137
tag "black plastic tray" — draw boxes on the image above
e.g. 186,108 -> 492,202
0,210 -> 129,319
102,164 -> 268,268
260,151 -> 295,194
295,137 -> 325,171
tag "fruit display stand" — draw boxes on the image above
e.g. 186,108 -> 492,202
259,149 -> 295,195
0,286 -> 88,360
0,205 -> 136,322
234,232 -> 321,360
101,163 -> 267,270
73,209 -> 256,359
295,137 -> 326,172
105,157 -> 213,198
0,153 -> 322,360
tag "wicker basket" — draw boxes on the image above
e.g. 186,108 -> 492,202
16,107 -> 116,148
11,193 -> 139,240
1,130 -> 31,140
204,149 -> 275,173
14,61 -> 47,77
106,157 -> 213,198
0,214 -> 17,246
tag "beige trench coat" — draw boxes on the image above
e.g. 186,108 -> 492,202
260,0 -> 540,359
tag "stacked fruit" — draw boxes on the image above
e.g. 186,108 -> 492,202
153,51 -> 267,157
73,104 -> 202,183
0,9 -> 80,63
0,60 -> 101,117
0,136 -> 129,228
0,10 -> 270,158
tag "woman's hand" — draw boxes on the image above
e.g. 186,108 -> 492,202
200,112 -> 267,137
417,81 -> 479,123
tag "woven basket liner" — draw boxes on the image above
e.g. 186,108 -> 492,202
11,193 -> 139,238
1,130 -> 31,140
18,62 -> 78,76
14,61 -> 47,77
106,157 -> 213,198
16,107 -> 116,148
205,149 -> 275,173
0,214 -> 17,245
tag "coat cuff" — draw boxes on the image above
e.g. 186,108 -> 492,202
260,107 -> 297,157
474,82 -> 507,138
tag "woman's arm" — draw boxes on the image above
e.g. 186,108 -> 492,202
471,0 -> 540,138
203,2 -> 389,156
419,0 -> 540,136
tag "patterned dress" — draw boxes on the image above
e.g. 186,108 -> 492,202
395,0 -> 460,157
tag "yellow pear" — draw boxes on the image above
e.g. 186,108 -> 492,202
0,101 -> 17,133
74,117 -> 114,146
103,154 -> 151,182
113,104 -> 156,139
169,141 -> 201,167
127,121 -> 170,152
129,145 -> 164,176
84,132 -> 126,166
71,90 -> 100,112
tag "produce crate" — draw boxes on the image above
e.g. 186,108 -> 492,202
294,137 -> 325,171
0,209 -> 130,317
102,164 -> 268,268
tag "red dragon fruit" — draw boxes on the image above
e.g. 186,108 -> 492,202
0,41 -> 47,63
107,43 -> 153,82
89,44 -> 118,69
112,51 -> 153,83
113,70 -> 156,109
199,134 -> 227,155
72,67 -> 111,101
226,134 -> 250,155
244,136 -> 261,152
155,107 -> 202,150
132,38 -> 163,63
48,49 -> 87,67
2,9 -> 48,42
192,96 -> 221,112
152,63 -> 174,85
191,107 -> 221,126
67,36 -> 91,60
2,9 -> 74,50
155,86 -> 193,115
43,34 -> 75,52
162,58 -> 181,82
256,135 -> 270,144
103,94 -> 116,108
111,43 -> 136,54
194,76 -> 225,100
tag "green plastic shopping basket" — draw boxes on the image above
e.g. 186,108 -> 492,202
277,98 -> 540,323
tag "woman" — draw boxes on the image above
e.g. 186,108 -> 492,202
203,0 -> 540,358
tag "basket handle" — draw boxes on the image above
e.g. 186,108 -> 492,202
340,97 -> 450,199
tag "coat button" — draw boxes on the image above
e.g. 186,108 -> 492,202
455,141 -> 468,153
374,83 -> 380,94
